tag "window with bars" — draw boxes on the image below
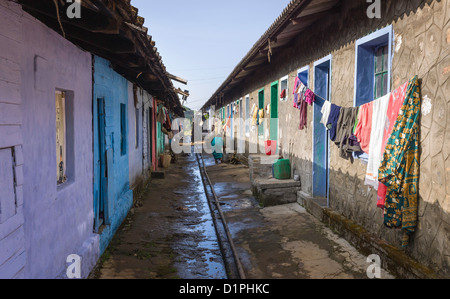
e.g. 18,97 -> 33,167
56,91 -> 67,185
354,26 -> 392,161
374,45 -> 389,99
56,90 -> 74,186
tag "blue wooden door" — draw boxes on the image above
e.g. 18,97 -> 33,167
313,59 -> 331,199
94,98 -> 107,232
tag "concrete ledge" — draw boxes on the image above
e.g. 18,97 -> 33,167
253,178 -> 301,207
255,178 -> 301,189
297,191 -> 327,221
297,191 -> 442,279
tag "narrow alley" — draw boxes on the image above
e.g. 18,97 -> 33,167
1,0 -> 449,282
89,152 -> 227,279
89,151 -> 393,280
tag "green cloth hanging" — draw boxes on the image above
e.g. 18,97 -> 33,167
378,76 -> 421,247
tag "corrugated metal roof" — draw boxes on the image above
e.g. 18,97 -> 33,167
202,0 -> 341,111
15,0 -> 184,115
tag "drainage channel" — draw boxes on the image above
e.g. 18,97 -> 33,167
195,153 -> 246,280
173,153 -> 228,279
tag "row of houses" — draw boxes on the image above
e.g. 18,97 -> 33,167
0,0 -> 183,278
202,0 -> 450,277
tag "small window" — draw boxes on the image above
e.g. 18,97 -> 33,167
245,95 -> 250,135
56,90 -> 74,186
354,25 -> 392,107
135,108 -> 140,149
120,103 -> 127,156
56,91 -> 67,185
353,26 -> 392,161
279,76 -> 288,101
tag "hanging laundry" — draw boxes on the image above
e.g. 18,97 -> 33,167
354,101 -> 374,154
296,84 -> 308,108
223,115 -> 231,132
259,108 -> 265,120
304,89 -> 315,105
280,89 -> 286,100
251,104 -> 258,126
334,107 -> 361,161
326,104 -> 342,142
164,108 -> 172,131
364,94 -> 390,189
378,76 -> 421,248
377,82 -> 409,209
293,77 -> 300,109
157,105 -> 166,124
265,103 -> 271,116
320,101 -> 332,129
298,99 -> 308,130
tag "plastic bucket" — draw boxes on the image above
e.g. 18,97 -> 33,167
265,140 -> 277,156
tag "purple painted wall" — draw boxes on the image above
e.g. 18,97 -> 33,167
0,1 -> 99,278
0,0 -> 26,279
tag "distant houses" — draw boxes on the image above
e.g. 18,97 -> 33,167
0,0 -> 183,278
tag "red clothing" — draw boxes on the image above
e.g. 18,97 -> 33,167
377,82 -> 408,209
354,101 -> 373,154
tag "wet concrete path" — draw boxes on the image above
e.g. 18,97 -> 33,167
202,154 -> 394,279
90,152 -> 394,279
90,153 -> 227,279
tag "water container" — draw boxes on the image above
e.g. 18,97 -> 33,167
160,154 -> 171,168
272,159 -> 291,180
265,140 -> 277,156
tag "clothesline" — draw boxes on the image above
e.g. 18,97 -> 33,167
290,75 -> 421,247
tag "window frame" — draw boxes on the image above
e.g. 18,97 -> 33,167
353,25 -> 393,107
56,90 -> 67,186
353,26 -> 393,162
55,90 -> 75,188
279,75 -> 289,102
245,94 -> 250,137
135,108 -> 140,149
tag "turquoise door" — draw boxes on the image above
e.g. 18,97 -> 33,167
313,58 -> 331,199
270,81 -> 278,143
258,89 -> 264,137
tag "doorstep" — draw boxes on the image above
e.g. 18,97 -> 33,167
297,191 -> 328,221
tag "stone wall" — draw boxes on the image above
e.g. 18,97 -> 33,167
217,0 -> 450,276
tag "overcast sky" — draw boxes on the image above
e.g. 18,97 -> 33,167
131,0 -> 292,111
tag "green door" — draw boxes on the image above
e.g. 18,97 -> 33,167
258,89 -> 264,137
270,81 -> 279,142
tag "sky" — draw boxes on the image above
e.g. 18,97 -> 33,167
131,0 -> 292,111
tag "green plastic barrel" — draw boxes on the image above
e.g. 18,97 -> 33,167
272,159 -> 291,180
